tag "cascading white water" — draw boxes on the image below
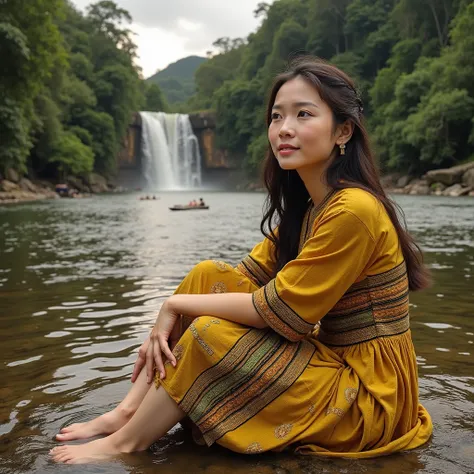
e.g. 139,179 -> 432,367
139,112 -> 202,190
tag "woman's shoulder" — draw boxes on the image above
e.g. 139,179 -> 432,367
322,188 -> 387,236
329,187 -> 382,215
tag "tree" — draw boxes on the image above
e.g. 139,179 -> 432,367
254,2 -> 270,18
50,131 -> 94,177
145,83 -> 169,112
0,0 -> 65,173
87,0 -> 137,57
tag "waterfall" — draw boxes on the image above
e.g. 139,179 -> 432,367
139,112 -> 202,190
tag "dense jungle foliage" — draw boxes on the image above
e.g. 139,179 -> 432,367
1,0 -> 474,179
0,0 -> 162,178
189,0 -> 474,175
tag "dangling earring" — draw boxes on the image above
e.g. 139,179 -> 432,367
339,143 -> 346,156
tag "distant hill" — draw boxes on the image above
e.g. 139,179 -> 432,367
146,55 -> 207,105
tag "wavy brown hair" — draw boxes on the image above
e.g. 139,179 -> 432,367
261,57 -> 430,291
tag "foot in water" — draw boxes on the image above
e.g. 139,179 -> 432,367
50,437 -> 125,464
56,408 -> 132,441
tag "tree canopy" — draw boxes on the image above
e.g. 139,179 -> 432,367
186,0 -> 474,176
2,0 -> 473,180
0,0 -> 150,179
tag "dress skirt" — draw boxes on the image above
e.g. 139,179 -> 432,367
156,260 -> 432,457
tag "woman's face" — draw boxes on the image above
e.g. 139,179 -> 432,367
268,76 -> 340,173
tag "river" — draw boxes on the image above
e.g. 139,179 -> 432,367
0,192 -> 473,474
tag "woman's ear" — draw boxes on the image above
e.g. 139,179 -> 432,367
336,120 -> 354,146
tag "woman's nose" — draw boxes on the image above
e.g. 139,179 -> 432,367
279,119 -> 295,137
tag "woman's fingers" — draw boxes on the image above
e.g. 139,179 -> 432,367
145,340 -> 155,383
131,351 -> 145,383
159,335 -> 177,367
131,339 -> 148,383
153,340 -> 165,379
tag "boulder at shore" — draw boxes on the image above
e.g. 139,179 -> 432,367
385,161 -> 474,197
424,162 -> 474,186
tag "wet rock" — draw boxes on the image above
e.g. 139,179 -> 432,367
87,173 -> 109,193
462,168 -> 474,188
19,178 -> 37,193
407,180 -> 430,195
397,175 -> 412,188
66,175 -> 90,193
430,182 -> 446,196
424,162 -> 474,186
380,173 -> 402,189
1,180 -> 20,192
5,168 -> 20,183
443,183 -> 472,197
35,180 -> 55,190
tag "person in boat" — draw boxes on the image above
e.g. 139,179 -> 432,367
188,199 -> 197,207
55,184 -> 68,197
198,198 -> 206,207
51,57 -> 433,464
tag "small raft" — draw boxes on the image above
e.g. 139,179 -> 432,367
169,205 -> 209,211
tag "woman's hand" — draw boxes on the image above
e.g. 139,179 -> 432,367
131,335 -> 150,383
146,298 -> 180,383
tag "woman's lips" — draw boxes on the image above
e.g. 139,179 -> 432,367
278,147 -> 299,156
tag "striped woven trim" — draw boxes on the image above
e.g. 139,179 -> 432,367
319,261 -> 410,347
179,328 -> 315,445
252,279 -> 314,342
298,190 -> 337,252
236,255 -> 272,288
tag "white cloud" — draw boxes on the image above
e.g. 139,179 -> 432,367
71,0 -> 273,78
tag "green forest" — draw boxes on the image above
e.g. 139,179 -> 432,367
0,0 -> 158,179
191,0 -> 474,175
1,0 -> 474,181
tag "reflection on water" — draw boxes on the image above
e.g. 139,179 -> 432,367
0,193 -> 473,474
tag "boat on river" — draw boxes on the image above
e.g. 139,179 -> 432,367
169,205 -> 209,211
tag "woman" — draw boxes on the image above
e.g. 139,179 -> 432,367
51,57 -> 432,464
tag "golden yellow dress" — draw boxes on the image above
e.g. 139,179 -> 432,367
156,188 -> 433,457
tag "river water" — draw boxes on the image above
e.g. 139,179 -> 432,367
0,192 -> 473,474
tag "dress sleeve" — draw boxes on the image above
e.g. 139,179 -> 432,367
252,209 -> 377,342
236,236 -> 277,288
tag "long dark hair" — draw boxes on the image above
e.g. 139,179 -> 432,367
261,57 -> 430,291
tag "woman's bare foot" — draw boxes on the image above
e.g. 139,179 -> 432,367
50,436 -> 128,464
55,407 -> 132,441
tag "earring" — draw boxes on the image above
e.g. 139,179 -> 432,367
339,143 -> 346,156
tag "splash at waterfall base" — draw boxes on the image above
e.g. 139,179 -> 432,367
140,112 -> 202,191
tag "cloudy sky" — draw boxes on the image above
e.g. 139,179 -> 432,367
71,0 -> 274,78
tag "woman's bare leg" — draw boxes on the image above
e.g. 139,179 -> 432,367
51,385 -> 185,464
56,368 -> 151,441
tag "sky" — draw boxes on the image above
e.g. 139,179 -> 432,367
71,0 -> 274,78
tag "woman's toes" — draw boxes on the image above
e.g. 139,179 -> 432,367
54,450 -> 71,463
51,445 -> 67,454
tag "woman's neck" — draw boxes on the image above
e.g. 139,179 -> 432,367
297,164 -> 332,207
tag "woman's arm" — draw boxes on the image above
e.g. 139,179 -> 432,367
141,293 -> 267,383
167,293 -> 268,329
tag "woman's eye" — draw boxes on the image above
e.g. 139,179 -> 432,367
298,110 -> 312,118
271,112 -> 281,120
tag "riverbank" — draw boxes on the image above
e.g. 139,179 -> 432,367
382,162 -> 474,197
0,169 -> 121,204
241,161 -> 474,197
2,161 -> 474,204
